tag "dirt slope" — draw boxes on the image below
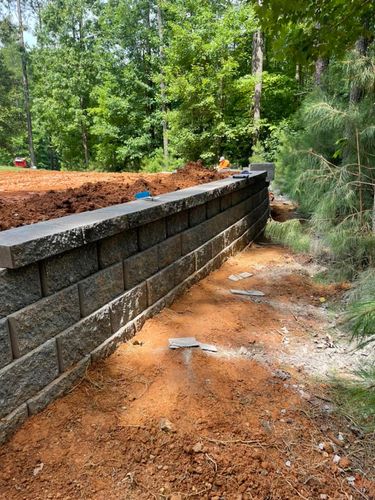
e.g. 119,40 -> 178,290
0,163 -> 229,231
0,242 -> 373,499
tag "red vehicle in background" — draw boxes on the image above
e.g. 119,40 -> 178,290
13,157 -> 28,168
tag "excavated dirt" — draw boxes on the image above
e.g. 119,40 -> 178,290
0,239 -> 374,499
0,163 -> 229,231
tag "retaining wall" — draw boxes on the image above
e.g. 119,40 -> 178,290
0,172 -> 269,444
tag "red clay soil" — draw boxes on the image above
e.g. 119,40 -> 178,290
0,244 -> 373,500
0,162 -> 229,231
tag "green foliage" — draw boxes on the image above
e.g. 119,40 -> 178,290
265,219 -> 311,253
332,366 -> 375,432
276,48 -> 375,277
141,148 -> 181,173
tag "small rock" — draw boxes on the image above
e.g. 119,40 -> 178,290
273,369 -> 291,381
347,476 -> 355,485
333,455 -> 341,464
133,340 -> 143,346
319,495 -> 328,499
285,460 -> 291,467
192,442 -> 204,453
33,463 -> 44,476
160,418 -> 175,433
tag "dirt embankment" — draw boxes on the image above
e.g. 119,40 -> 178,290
0,163 -> 229,231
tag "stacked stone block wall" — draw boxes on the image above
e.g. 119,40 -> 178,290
0,173 -> 269,444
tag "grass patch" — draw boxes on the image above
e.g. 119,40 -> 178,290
330,368 -> 375,434
265,219 -> 310,253
0,165 -> 25,172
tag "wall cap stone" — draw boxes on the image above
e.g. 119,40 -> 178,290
0,173 -> 266,269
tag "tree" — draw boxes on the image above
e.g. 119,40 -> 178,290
16,0 -> 36,167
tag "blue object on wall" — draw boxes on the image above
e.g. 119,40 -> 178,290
134,191 -> 151,199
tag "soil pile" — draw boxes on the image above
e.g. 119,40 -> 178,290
0,162 -> 228,231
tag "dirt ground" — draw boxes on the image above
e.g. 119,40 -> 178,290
0,163 -> 229,231
0,239 -> 374,499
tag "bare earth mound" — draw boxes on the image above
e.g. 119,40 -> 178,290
0,163 -> 229,231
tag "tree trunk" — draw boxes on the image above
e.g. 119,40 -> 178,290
16,0 -> 36,167
314,57 -> 328,87
156,1 -> 169,166
350,36 -> 369,103
252,27 -> 263,148
82,128 -> 89,166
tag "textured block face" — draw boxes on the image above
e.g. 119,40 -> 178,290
98,229 -> 138,268
57,307 -> 111,372
220,193 -> 232,211
78,263 -> 124,317
174,254 -> 195,285
195,242 -> 212,270
211,233 -> 225,257
189,204 -> 206,227
206,197 -> 221,218
0,339 -> 59,418
109,284 -> 147,333
0,265 -> 42,318
181,226 -> 205,255
40,244 -> 98,295
90,323 -> 135,364
124,246 -> 158,289
147,266 -> 175,305
158,235 -> 182,269
0,404 -> 28,445
138,219 -> 166,251
27,356 -> 90,415
0,319 -> 12,369
8,286 -> 81,357
166,210 -> 188,236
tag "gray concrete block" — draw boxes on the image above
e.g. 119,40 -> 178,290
98,229 -> 138,268
166,210 -> 189,236
27,356 -> 91,415
110,284 -> 147,333
209,211 -> 228,234
0,404 -> 28,445
206,197 -> 221,218
174,254 -> 195,285
0,265 -> 42,318
0,220 -> 84,269
9,286 -> 81,357
40,244 -> 98,295
189,204 -> 207,227
138,218 -> 166,251
0,319 -> 12,369
158,234 -> 182,269
181,226 -> 205,255
78,263 -> 124,317
211,233 -> 225,257
195,242 -> 212,270
124,246 -> 158,289
91,323 -> 135,363
220,193 -> 232,211
147,265 -> 175,305
133,298 -> 167,331
57,307 -> 111,372
0,339 -> 59,419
